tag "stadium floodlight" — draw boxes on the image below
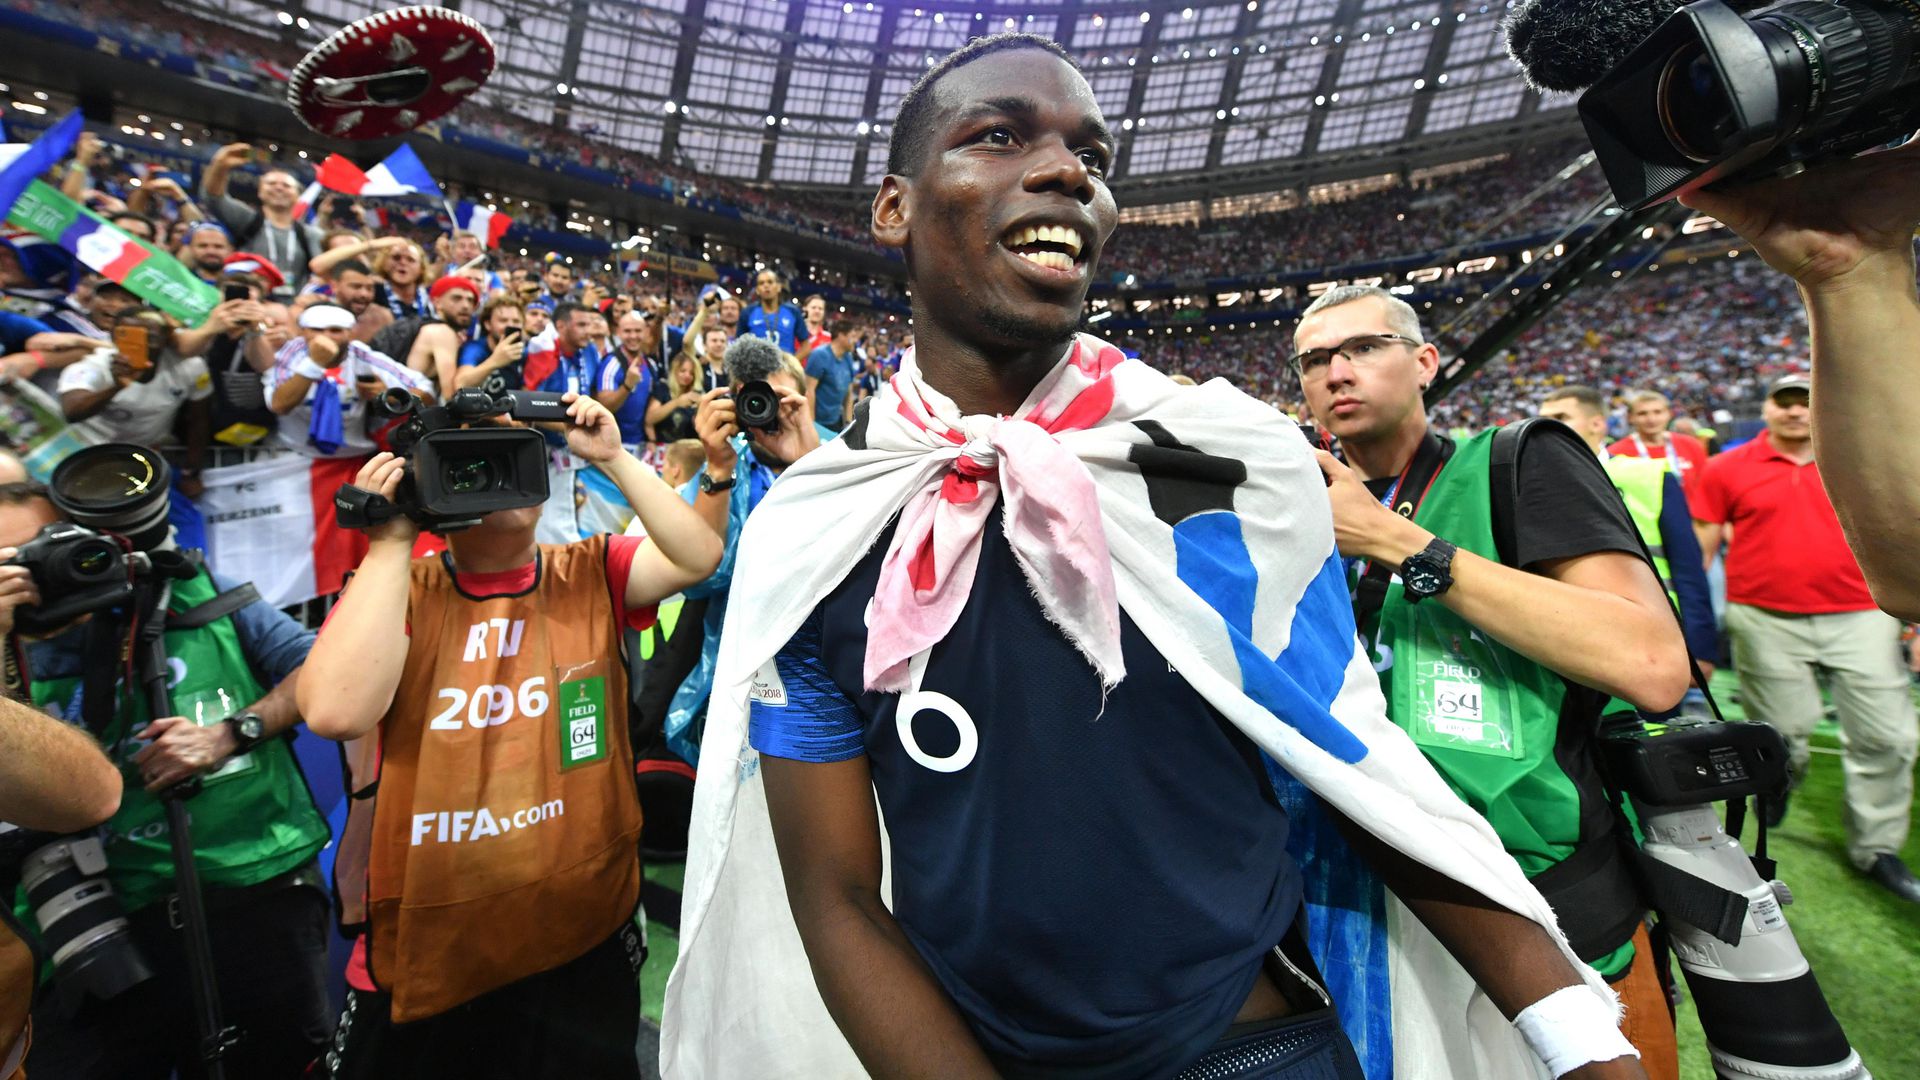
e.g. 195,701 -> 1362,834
277,10 -> 293,25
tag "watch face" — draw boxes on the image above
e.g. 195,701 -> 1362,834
238,717 -> 264,741
1405,566 -> 1440,595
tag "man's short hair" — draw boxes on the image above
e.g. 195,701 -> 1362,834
1628,389 -> 1671,409
451,229 -> 478,243
800,293 -> 824,309
724,335 -> 805,389
330,258 -> 372,279
552,300 -> 589,323
110,210 -> 157,235
886,32 -> 1077,176
828,319 -> 856,337
1295,285 -> 1424,345
478,295 -> 525,327
665,439 -> 705,479
1543,384 -> 1607,417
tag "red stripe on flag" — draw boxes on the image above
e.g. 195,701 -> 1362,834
98,241 -> 148,281
309,456 -> 370,597
316,154 -> 372,195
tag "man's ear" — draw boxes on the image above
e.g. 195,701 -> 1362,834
872,176 -> 909,252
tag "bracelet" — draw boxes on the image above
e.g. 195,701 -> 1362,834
1513,986 -> 1637,1079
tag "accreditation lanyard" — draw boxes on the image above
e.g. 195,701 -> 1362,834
1351,431 -> 1452,629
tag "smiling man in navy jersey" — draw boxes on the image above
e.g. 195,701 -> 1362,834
674,33 -> 1646,1080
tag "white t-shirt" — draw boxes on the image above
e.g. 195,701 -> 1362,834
56,347 -> 212,448
262,339 -> 433,457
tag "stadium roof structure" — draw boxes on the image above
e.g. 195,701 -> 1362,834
170,0 -> 1583,202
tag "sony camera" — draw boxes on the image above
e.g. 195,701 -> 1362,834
1579,0 -> 1920,209
9,443 -> 175,634
334,387 -> 570,533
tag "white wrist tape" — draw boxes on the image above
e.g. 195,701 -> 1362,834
1513,986 -> 1638,1078
293,355 -> 330,382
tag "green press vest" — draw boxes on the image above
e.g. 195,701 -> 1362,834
1356,430 -> 1640,974
1603,454 -> 1676,608
29,569 -> 329,914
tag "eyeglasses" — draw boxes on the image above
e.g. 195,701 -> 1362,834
1289,333 -> 1421,380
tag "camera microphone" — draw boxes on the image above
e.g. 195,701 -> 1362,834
1501,0 -> 1687,93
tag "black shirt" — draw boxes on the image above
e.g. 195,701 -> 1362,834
1363,429 -> 1639,570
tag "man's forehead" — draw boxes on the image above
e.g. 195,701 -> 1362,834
931,49 -> 1101,127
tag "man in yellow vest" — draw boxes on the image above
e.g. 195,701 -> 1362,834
1540,386 -> 1719,694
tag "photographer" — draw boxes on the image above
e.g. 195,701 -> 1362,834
661,336 -> 828,763
1300,286 -> 1688,1076
0,693 -> 120,1080
297,393 -> 722,1079
0,468 -> 334,1079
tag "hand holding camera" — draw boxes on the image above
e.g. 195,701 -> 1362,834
350,452 -> 419,546
693,386 -> 738,475
0,553 -> 42,638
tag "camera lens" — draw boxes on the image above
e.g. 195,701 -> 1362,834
443,457 -> 495,495
1657,45 -> 1737,162
49,444 -> 174,551
735,381 -> 782,431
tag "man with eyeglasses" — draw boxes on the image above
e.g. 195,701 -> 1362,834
1296,285 -> 1690,1079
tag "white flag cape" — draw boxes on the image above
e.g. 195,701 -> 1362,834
662,337 -> 1612,1078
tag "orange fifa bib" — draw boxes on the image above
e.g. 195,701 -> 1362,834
366,537 -> 641,1022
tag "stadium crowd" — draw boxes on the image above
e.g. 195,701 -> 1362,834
1,15 -> 1915,1080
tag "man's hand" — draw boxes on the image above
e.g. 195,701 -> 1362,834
351,452 -> 420,547
371,236 -> 410,253
1314,450 -> 1434,566
747,386 -> 821,468
562,392 -> 625,464
212,142 -> 254,170
204,298 -> 260,337
693,386 -> 738,475
132,716 -> 238,793
74,131 -> 103,168
143,177 -> 189,204
1680,136 -> 1920,291
0,557 -> 41,638
487,331 -> 526,369
309,333 -> 341,368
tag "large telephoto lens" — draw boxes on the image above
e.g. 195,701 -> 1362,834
21,837 -> 154,1003
49,444 -> 174,552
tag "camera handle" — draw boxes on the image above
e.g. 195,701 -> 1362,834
129,561 -> 240,1077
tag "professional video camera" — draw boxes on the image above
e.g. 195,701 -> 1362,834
1506,0 -> 1920,210
334,387 -> 570,533
2,443 -> 183,1010
1600,716 -> 1870,1079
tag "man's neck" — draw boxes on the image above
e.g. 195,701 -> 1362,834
1768,431 -> 1814,463
261,206 -> 293,229
448,531 -> 538,575
1635,429 -> 1669,447
910,315 -> 1071,417
1342,416 -> 1431,482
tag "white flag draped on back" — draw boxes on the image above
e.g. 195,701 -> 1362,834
662,335 -> 1613,1079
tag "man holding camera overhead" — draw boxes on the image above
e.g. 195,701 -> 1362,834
0,454 -> 333,1079
298,391 -> 722,1079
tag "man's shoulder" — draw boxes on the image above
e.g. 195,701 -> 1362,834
1606,436 -> 1638,455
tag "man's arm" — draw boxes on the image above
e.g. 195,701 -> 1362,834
1318,451 -> 1690,711
60,359 -> 129,423
762,752 -> 1000,1080
1694,522 -> 1725,573
1680,137 -> 1920,618
0,696 -> 121,831
573,389 -> 723,604
299,455 -> 418,741
1328,809 -> 1644,1079
133,668 -> 303,793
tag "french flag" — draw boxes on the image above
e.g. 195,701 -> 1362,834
315,144 -> 443,200
453,200 -> 513,248
522,325 -> 560,390
291,179 -> 322,222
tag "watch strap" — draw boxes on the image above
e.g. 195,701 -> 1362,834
224,712 -> 266,754
700,471 -> 736,494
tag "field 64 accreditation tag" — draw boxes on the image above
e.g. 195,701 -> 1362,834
559,674 -> 608,768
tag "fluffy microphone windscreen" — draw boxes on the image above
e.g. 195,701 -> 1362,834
1502,0 -> 1689,93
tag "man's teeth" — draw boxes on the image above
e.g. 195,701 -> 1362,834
1015,249 -> 1075,272
1004,224 -> 1083,259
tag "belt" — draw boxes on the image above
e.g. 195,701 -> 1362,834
157,863 -> 325,931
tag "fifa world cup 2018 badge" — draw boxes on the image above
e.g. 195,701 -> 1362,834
559,675 -> 607,768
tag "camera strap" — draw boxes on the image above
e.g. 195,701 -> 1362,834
166,584 -> 261,631
1351,430 -> 1451,629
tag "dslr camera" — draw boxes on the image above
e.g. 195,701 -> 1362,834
1580,0 -> 1920,209
334,387 -> 570,533
2,442 -> 186,1010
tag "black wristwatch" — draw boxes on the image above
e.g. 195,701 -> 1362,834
1399,538 -> 1458,603
699,470 -> 736,495
224,712 -> 266,755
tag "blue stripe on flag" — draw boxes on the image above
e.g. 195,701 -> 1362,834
0,110 -> 81,218
1170,511 -> 1367,763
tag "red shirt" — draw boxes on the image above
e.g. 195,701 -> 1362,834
802,327 -> 831,357
1609,431 -> 1709,501
1691,433 -> 1874,614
